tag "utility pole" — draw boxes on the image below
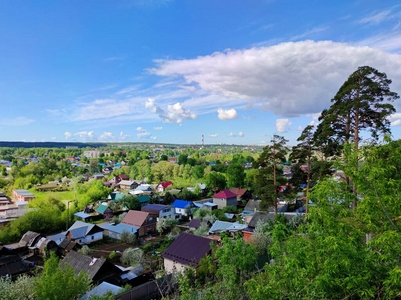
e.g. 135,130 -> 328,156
66,200 -> 74,230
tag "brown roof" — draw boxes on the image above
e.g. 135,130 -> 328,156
161,233 -> 215,267
121,210 -> 149,227
229,188 -> 248,198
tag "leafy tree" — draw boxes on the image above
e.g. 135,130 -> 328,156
192,165 -> 205,180
252,220 -> 272,256
205,172 -> 226,192
193,222 -> 210,236
226,163 -> 245,188
120,194 -> 141,210
0,275 -> 36,300
121,248 -> 144,268
178,154 -> 188,165
120,231 -> 137,245
35,252 -> 90,300
160,154 -> 168,161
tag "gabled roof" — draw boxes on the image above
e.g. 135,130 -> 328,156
158,181 -> 174,188
244,200 -> 261,212
96,204 -> 111,214
161,233 -> 214,267
0,255 -> 34,277
62,251 -> 121,281
74,212 -> 91,219
81,282 -> 123,300
118,180 -> 135,186
172,200 -> 194,209
208,220 -> 247,234
118,174 -> 129,180
66,221 -> 103,239
229,188 -> 248,197
138,195 -> 150,203
211,189 -> 237,199
142,204 -> 170,213
188,219 -> 208,229
121,210 -> 150,227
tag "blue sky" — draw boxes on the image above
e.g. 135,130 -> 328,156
1,0 -> 401,145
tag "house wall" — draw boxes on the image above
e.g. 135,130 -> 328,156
174,207 -> 189,216
213,197 -> 237,209
164,259 -> 188,274
83,232 -> 103,244
159,208 -> 175,219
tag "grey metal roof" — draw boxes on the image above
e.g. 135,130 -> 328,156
100,223 -> 139,235
208,221 -> 247,234
80,282 -> 123,300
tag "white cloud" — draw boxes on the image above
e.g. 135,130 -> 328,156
217,108 -> 238,120
150,41 -> 401,117
228,132 -> 236,137
100,132 -> 115,140
153,126 -> 163,131
136,127 -> 152,139
276,119 -> 292,133
209,134 -> 219,138
150,136 -> 157,140
145,98 -> 197,123
388,113 -> 401,126
65,131 -> 95,141
359,9 -> 394,25
290,26 -> 329,41
238,131 -> 244,137
120,131 -> 131,140
64,132 -> 73,140
75,131 -> 95,141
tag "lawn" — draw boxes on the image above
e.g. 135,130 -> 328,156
28,188 -> 78,207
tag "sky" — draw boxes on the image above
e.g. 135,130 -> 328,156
1,0 -> 401,146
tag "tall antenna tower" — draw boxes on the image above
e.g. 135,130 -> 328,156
202,134 -> 204,148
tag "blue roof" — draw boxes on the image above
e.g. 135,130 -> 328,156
172,199 -> 194,209
80,282 -> 123,300
74,212 -> 91,219
100,223 -> 138,235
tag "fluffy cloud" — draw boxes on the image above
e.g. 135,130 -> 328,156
388,113 -> 401,126
65,131 -> 95,141
100,132 -> 115,140
227,131 -> 244,137
153,126 -> 163,131
64,132 -> 73,140
150,40 -> 401,117
136,127 -> 152,139
217,108 -> 238,120
276,119 -> 292,133
209,134 -> 219,138
145,98 -> 197,123
119,131 -> 131,140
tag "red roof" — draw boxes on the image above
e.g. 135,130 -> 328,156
160,181 -> 174,188
211,189 -> 237,199
121,210 -> 149,227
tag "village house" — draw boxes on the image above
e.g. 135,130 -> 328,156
161,233 -> 216,274
141,204 -> 176,220
62,251 -> 123,285
100,223 -> 139,240
208,220 -> 247,236
12,189 -> 36,202
172,200 -> 196,217
117,180 -> 138,190
211,189 -> 237,209
156,181 -> 174,193
121,210 -> 157,237
95,204 -> 113,219
64,221 -> 104,244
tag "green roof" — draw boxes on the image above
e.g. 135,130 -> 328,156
96,204 -> 110,214
138,195 -> 150,203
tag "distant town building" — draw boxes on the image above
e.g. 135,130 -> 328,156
83,150 -> 101,159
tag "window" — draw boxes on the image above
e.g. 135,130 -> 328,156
92,236 -> 94,240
